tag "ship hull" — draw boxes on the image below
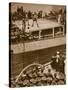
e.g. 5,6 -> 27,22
11,36 -> 66,54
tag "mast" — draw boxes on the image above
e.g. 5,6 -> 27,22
22,17 -> 26,68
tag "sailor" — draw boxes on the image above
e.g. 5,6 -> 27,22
57,9 -> 63,24
51,52 -> 60,72
56,51 -> 60,63
51,55 -> 56,69
58,14 -> 62,24
25,12 -> 30,26
46,69 -> 53,85
32,12 -> 39,27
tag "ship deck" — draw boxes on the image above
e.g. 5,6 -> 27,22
13,19 -> 62,32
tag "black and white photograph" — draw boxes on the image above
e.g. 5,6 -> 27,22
9,2 -> 66,87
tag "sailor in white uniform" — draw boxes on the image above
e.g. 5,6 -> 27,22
32,12 -> 39,27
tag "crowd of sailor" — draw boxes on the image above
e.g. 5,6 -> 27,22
10,6 -> 66,44
11,6 -> 66,24
11,50 -> 66,87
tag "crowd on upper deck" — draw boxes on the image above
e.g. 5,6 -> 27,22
10,6 -> 66,44
11,6 -> 66,24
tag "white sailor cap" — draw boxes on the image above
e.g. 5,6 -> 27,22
56,51 -> 60,54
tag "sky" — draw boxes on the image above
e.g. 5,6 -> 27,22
11,2 -> 65,14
